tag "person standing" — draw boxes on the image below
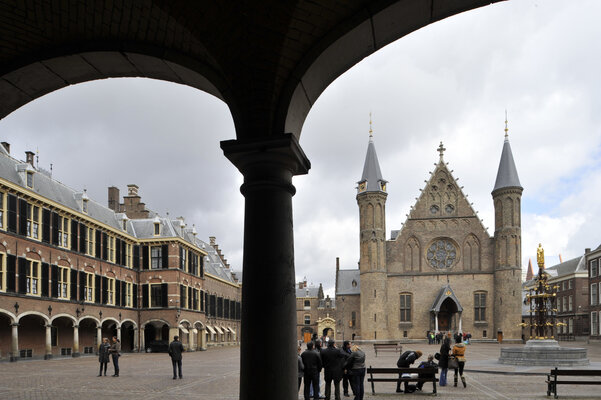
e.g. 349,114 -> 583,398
341,341 -> 353,397
301,341 -> 322,400
97,337 -> 110,377
395,350 -> 422,393
298,345 -> 305,391
343,344 -> 366,400
452,336 -> 467,387
109,336 -> 121,377
438,334 -> 452,386
321,339 -> 345,400
169,335 -> 185,379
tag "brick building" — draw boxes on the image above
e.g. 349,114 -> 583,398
586,245 -> 601,340
295,278 -> 336,343
336,125 -> 523,342
0,143 -> 241,361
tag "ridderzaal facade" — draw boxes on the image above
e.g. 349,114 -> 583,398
336,123 -> 523,342
0,143 -> 241,361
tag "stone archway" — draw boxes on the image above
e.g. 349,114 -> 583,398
0,311 -> 15,360
120,320 -> 136,353
317,316 -> 336,343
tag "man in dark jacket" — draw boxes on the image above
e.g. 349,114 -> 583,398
341,341 -> 353,397
301,341 -> 322,400
416,354 -> 438,391
321,340 -> 345,400
395,350 -> 422,393
168,335 -> 185,379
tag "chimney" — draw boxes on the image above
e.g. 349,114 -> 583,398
336,257 -> 340,270
585,248 -> 591,254
1,142 -> 9,154
209,236 -> 216,246
108,186 -> 120,211
559,254 -> 563,263
25,151 -> 35,167
126,184 -> 139,196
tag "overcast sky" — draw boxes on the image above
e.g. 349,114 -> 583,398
1,0 -> 600,296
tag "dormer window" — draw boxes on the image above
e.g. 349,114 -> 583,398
153,216 -> 161,235
82,199 -> 88,213
26,171 -> 33,188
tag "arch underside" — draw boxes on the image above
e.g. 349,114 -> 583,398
0,0 -> 501,140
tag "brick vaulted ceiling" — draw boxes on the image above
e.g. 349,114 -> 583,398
0,0 -> 501,140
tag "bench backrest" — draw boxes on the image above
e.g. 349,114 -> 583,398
367,367 -> 437,374
550,369 -> 601,377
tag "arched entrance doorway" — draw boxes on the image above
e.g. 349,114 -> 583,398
0,311 -> 15,360
51,315 -> 75,357
301,327 -> 313,343
144,321 -> 170,353
101,319 -> 119,341
120,320 -> 136,352
438,298 -> 458,332
78,317 -> 99,355
17,313 -> 47,359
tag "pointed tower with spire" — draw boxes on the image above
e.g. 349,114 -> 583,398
526,259 -> 534,281
357,116 -> 388,340
492,114 -> 523,341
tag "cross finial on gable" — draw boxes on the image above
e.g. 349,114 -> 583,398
437,141 -> 446,161
369,112 -> 373,139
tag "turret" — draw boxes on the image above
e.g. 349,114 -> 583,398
357,118 -> 388,340
492,117 -> 523,340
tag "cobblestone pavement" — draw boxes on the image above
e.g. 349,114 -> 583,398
1,341 -> 601,399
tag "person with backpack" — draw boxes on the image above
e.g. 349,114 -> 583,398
395,350 -> 422,393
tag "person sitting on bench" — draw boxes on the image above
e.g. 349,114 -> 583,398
416,354 -> 438,391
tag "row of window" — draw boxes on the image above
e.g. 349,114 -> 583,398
557,295 -> 574,312
557,279 -> 574,292
0,254 -> 136,307
0,193 -> 205,278
591,259 -> 599,278
591,283 -> 601,306
399,292 -> 487,322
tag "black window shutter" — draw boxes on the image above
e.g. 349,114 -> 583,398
51,265 -> 58,297
94,275 -> 101,304
199,255 -> 204,277
180,285 -> 185,307
7,194 -> 17,233
51,212 -> 59,245
188,287 -> 192,310
236,302 -> 241,320
95,230 -> 101,259
142,246 -> 149,269
121,241 -> 126,265
115,279 -> 121,306
102,232 -> 108,261
79,223 -> 86,253
42,209 -> 51,243
102,276 -> 108,304
133,284 -> 138,308
161,283 -> 168,307
70,269 -> 77,300
161,244 -> 168,268
133,245 -> 140,270
18,199 -> 28,235
200,290 -> 204,312
115,238 -> 121,264
6,255 -> 16,292
142,284 -> 149,308
70,220 -> 78,251
17,257 -> 27,293
121,281 -> 126,306
41,263 -> 49,297
79,271 -> 85,300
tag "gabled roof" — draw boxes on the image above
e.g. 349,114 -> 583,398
430,284 -> 463,312
296,286 -> 320,298
358,137 -> 386,192
336,269 -> 360,295
545,255 -> 585,277
493,135 -> 522,192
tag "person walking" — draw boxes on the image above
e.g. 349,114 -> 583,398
343,344 -> 366,400
109,336 -> 121,377
97,337 -> 110,377
438,334 -> 451,386
301,341 -> 322,400
395,350 -> 422,393
321,339 -> 345,400
168,335 -> 185,379
452,336 -> 467,387
341,341 -> 353,397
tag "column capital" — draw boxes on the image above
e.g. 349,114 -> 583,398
221,133 -> 311,179
11,323 -> 19,327
73,325 -> 79,329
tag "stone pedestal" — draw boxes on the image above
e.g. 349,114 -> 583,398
499,339 -> 589,366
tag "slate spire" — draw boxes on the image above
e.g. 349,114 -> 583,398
493,117 -> 522,192
358,116 -> 387,193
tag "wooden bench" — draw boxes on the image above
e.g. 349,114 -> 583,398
373,343 -> 402,357
546,368 -> 601,398
367,366 -> 438,395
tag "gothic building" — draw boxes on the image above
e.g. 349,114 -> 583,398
337,126 -> 523,342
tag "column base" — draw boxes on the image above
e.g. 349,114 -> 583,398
44,354 -> 53,360
72,352 -> 80,358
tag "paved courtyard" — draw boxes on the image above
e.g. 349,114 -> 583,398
1,341 -> 601,399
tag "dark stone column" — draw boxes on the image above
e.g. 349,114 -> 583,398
221,133 -> 310,400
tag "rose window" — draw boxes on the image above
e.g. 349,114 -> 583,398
427,239 -> 457,269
